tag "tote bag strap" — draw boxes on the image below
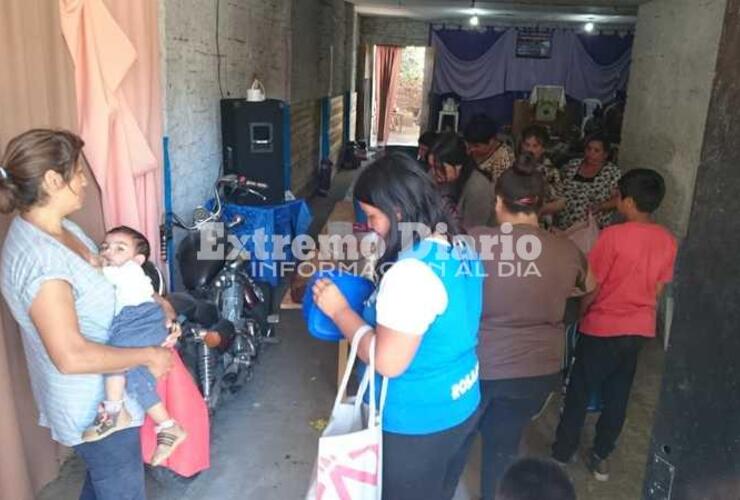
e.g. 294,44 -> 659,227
332,325 -> 373,414
365,336 -> 389,431
351,335 -> 377,418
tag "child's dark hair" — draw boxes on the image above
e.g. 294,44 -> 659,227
430,132 -> 476,200
418,131 -> 438,148
521,125 -> 549,148
498,458 -> 576,500
463,114 -> 498,145
107,225 -> 151,260
353,153 -> 459,277
618,168 -> 665,213
0,129 -> 85,213
495,153 -> 545,215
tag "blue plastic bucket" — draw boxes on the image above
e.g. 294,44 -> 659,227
353,198 -> 368,223
302,271 -> 375,342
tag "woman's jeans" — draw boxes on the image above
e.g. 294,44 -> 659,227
73,427 -> 146,500
478,375 -> 559,500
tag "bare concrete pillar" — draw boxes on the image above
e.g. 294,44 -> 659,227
619,0 -> 728,237
643,1 -> 740,498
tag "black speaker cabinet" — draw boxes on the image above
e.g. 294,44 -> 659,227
220,98 -> 287,205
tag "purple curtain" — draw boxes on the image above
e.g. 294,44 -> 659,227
577,33 -> 634,65
433,28 -> 507,60
431,29 -> 632,103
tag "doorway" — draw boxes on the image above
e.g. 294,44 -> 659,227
386,46 -> 426,145
372,45 -> 427,147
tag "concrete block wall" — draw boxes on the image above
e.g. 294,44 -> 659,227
290,1 -> 323,103
288,93 -> 350,196
359,16 -> 430,47
290,100 -> 321,196
292,0 -> 355,101
329,94 -> 345,166
162,0 -> 291,219
320,0 -> 348,97
345,8 -> 359,98
619,0 -> 728,237
163,0 -> 357,218
290,0 -> 357,195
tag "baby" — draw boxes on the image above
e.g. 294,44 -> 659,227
82,226 -> 187,466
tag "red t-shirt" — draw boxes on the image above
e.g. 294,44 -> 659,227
580,222 -> 677,338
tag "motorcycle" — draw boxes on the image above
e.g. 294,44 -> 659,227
167,174 -> 273,412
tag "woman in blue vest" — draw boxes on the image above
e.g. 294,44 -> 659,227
313,153 -> 483,500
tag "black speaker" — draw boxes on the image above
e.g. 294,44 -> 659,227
220,98 -> 287,205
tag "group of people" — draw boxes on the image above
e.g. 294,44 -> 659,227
312,115 -> 677,499
0,122 -> 676,500
418,115 -> 622,234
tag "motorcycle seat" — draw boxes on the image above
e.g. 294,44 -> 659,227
168,292 -> 221,328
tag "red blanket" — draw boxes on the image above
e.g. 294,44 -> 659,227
140,351 -> 210,476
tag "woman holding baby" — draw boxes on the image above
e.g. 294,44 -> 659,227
0,129 -> 173,499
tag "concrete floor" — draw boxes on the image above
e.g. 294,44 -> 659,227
38,170 -> 665,500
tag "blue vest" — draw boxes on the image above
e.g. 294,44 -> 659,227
363,239 -> 483,435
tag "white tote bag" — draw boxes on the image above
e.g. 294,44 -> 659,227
306,329 -> 388,500
563,212 -> 600,255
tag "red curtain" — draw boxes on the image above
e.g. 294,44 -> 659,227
375,45 -> 402,143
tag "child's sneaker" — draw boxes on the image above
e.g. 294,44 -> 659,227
151,423 -> 188,466
551,453 -> 577,468
81,404 -> 132,442
584,449 -> 610,481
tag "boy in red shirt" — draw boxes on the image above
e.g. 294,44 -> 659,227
552,169 -> 677,481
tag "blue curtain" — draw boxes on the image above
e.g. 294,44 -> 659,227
427,28 -> 633,131
434,28 -> 633,68
433,27 -> 507,61
577,33 -> 634,65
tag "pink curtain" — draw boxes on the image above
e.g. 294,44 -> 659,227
0,1 -> 107,498
375,45 -> 403,143
0,2 -> 164,498
60,0 -> 163,266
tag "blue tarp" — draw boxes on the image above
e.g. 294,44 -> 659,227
213,199 -> 312,286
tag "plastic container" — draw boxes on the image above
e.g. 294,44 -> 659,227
302,271 -> 375,342
353,198 -> 368,223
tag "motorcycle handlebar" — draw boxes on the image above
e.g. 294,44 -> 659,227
171,212 -> 195,230
242,179 -> 268,190
170,174 -> 264,232
218,175 -> 268,190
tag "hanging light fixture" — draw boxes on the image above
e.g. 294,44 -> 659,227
584,20 -> 595,33
469,0 -> 479,26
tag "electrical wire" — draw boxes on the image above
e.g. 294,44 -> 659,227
216,0 -> 224,98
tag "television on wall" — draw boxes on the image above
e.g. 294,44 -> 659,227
515,31 -> 553,59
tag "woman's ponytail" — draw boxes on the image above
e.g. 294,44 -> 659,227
495,152 -> 546,214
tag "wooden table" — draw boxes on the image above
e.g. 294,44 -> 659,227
280,199 -> 358,387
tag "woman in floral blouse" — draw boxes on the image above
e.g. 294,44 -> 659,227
556,134 -> 622,230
